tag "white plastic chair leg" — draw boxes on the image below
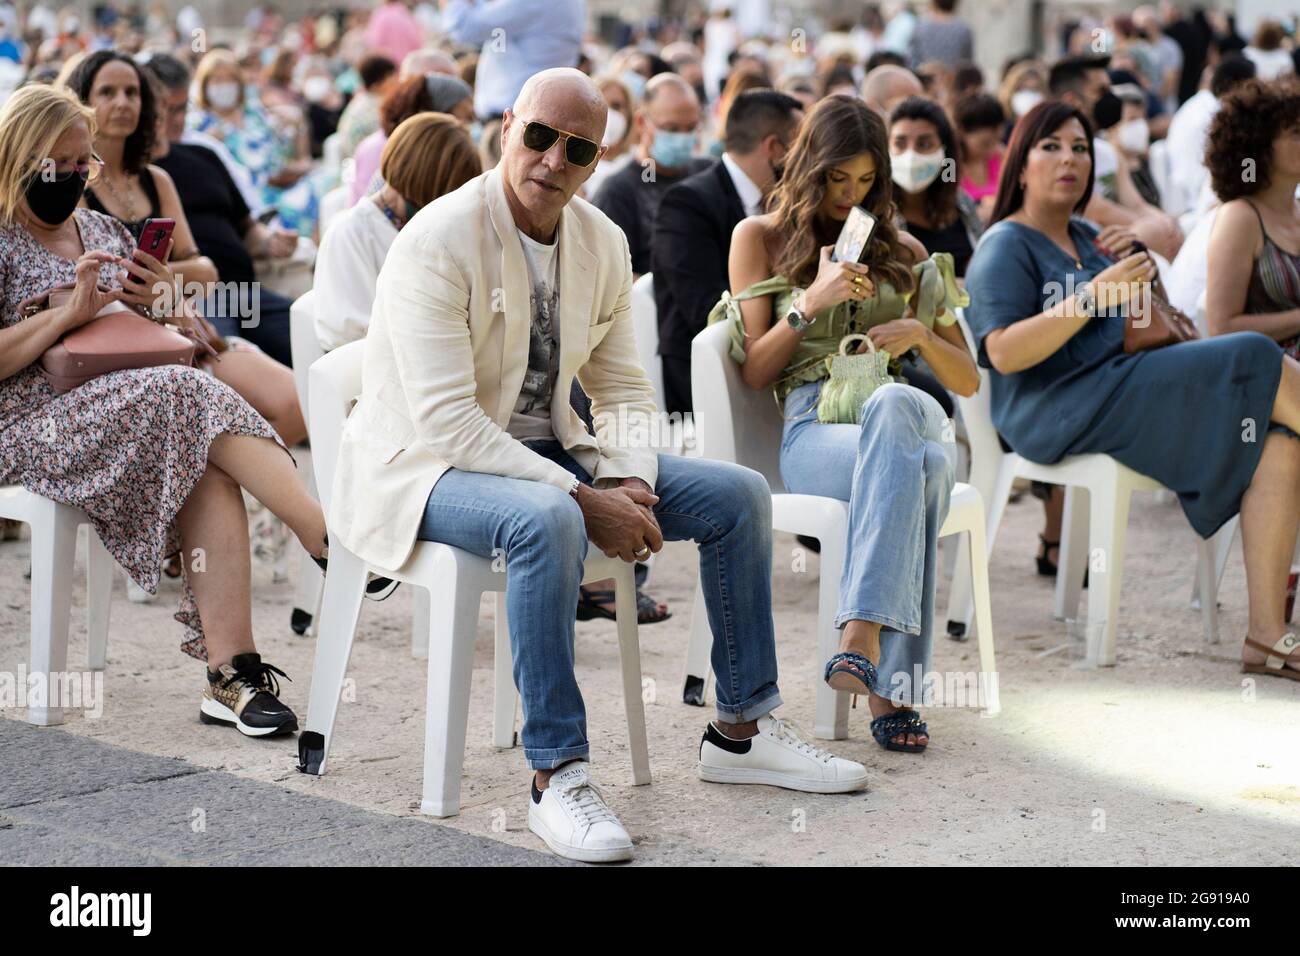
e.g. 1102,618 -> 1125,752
420,553 -> 481,818
491,591 -> 517,749
27,498 -> 76,726
681,580 -> 712,705
301,543 -> 367,775
613,563 -> 651,786
813,534 -> 850,741
410,584 -> 432,659
291,454 -> 323,634
85,528 -> 112,671
1055,485 -> 1089,620
946,456 -> 1016,638
292,548 -> 323,635
1086,482 -> 1132,667
966,516 -> 1000,716
1195,536 -> 1220,644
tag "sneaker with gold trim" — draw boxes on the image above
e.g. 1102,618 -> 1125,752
200,653 -> 298,737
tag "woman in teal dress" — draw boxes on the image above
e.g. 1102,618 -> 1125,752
964,99 -> 1300,682
721,95 -> 979,752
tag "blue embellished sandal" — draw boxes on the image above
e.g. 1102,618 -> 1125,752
823,651 -> 878,695
869,709 -> 929,754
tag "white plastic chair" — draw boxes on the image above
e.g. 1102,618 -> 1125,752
1,487 -> 113,726
291,290 -> 433,648
318,186 -> 350,237
680,322 -> 1000,737
631,273 -> 666,413
1148,138 -> 1182,217
300,340 -> 651,817
287,291 -> 329,635
946,310 -> 1218,664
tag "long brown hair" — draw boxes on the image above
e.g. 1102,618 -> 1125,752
990,100 -> 1095,224
768,94 -> 913,293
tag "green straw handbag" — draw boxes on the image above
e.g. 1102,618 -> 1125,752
816,333 -> 895,425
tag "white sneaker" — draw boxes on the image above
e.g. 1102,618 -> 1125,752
527,761 -> 633,863
698,714 -> 869,793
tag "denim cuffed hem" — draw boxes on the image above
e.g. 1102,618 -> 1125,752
715,688 -> 783,724
525,744 -> 590,771
834,607 -> 919,635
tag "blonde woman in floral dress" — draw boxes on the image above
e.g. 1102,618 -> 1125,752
0,85 -> 330,737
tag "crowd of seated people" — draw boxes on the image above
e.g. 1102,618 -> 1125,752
0,0 -> 1297,864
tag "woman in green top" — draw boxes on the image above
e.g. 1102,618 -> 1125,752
725,95 -> 978,752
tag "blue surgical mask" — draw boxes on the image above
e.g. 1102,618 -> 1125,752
621,70 -> 647,101
650,129 -> 696,170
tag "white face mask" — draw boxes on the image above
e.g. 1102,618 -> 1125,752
206,81 -> 241,111
302,75 -> 333,104
1011,89 -> 1043,117
1116,117 -> 1149,155
891,148 -> 945,193
602,109 -> 627,148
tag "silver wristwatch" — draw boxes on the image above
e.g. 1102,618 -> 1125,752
567,475 -> 581,500
1074,281 -> 1097,319
785,288 -> 815,331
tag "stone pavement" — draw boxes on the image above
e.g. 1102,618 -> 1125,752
0,718 -> 561,866
1,487 -> 1298,866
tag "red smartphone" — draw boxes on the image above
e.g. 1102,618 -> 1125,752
134,217 -> 175,264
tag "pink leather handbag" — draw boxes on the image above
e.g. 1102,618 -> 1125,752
23,286 -> 197,393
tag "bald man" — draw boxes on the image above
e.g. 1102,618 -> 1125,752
329,68 -> 867,863
592,72 -> 712,276
861,64 -> 924,121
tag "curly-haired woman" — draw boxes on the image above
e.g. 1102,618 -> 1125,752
1205,76 -> 1300,360
724,95 -> 978,751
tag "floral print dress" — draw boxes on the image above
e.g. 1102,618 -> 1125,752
189,96 -> 323,235
0,209 -> 290,661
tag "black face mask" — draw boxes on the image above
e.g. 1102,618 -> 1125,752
24,171 -> 86,225
1092,90 -> 1122,132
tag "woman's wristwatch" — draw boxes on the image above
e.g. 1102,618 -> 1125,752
785,288 -> 815,331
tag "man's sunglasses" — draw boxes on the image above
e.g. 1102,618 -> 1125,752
520,120 -> 602,168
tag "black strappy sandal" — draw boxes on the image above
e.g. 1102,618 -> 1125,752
1036,534 -> 1089,587
870,709 -> 929,753
576,586 -> 672,625
1036,534 -> 1060,576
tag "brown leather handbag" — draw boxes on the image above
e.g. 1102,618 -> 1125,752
1121,243 -> 1200,353
23,286 -> 197,392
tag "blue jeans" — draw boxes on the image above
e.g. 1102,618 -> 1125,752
779,380 -> 956,706
416,440 -> 782,769
203,286 -> 295,369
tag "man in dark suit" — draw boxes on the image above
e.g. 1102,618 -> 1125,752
651,90 -> 803,416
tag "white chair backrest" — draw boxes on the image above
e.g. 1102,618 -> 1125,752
952,308 -> 1002,471
690,321 -> 786,492
630,273 -> 665,411
289,289 -> 324,417
319,186 -> 350,236
322,132 -> 342,176
307,339 -> 365,516
1148,138 -> 1182,217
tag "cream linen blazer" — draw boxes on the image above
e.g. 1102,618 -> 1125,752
329,167 -> 659,571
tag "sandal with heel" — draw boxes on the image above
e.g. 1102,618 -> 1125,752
823,651 -> 878,695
